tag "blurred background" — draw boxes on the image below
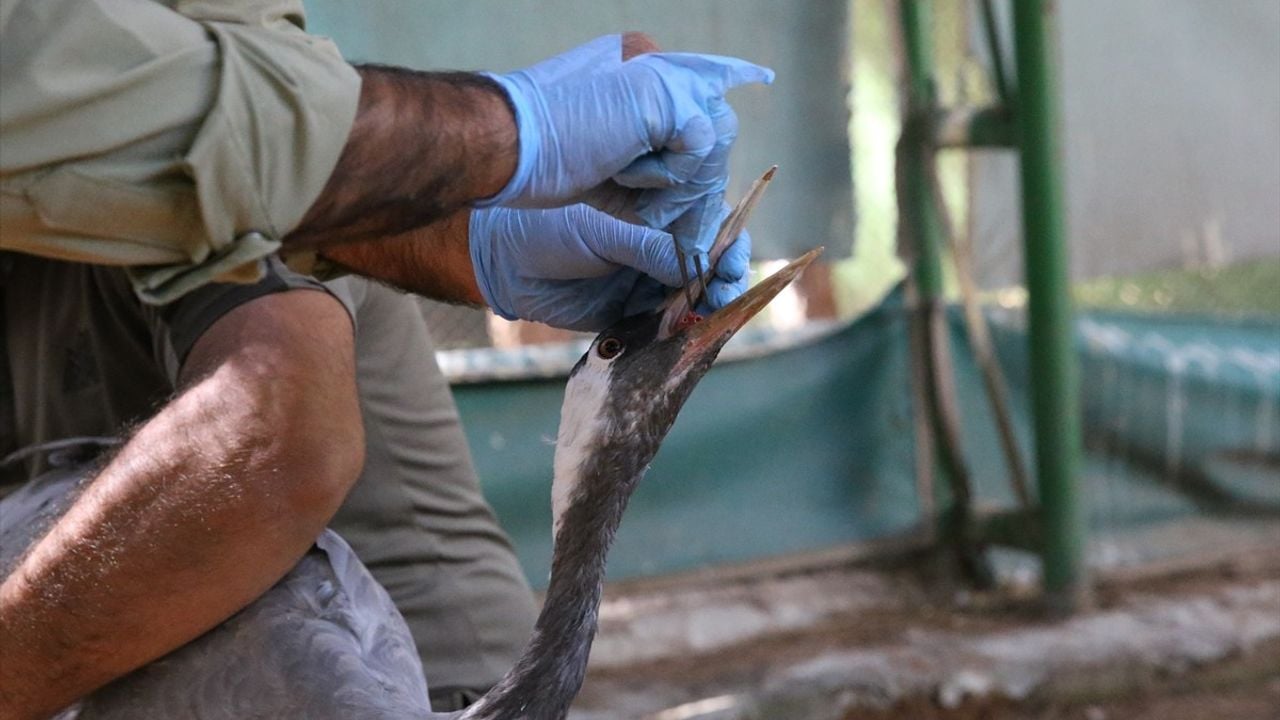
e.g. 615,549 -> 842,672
309,2 -> 1279,717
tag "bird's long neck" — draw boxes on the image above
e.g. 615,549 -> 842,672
460,429 -> 657,720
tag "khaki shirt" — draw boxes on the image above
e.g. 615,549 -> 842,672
0,0 -> 360,304
0,253 -> 537,701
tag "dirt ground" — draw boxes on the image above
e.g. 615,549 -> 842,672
578,544 -> 1280,719
1023,683 -> 1280,720
843,662 -> 1280,720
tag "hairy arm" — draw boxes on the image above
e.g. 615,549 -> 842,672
0,291 -> 364,720
319,208 -> 484,305
309,33 -> 662,305
286,68 -> 517,249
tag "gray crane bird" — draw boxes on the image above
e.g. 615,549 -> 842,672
3,174 -> 820,720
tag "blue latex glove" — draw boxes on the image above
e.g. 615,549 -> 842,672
701,208 -> 753,312
470,205 -> 688,332
506,33 -> 623,86
481,39 -> 773,259
469,204 -> 754,329
494,35 -> 754,314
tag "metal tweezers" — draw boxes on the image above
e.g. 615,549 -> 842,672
675,247 -> 710,312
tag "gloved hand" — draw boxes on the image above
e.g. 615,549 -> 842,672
481,37 -> 773,260
469,204 -> 754,331
701,208 -> 753,311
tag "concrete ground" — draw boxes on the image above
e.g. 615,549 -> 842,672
569,520 -> 1280,719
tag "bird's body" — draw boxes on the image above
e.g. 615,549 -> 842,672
1,170 -> 817,720
0,470 -> 435,720
75,531 -> 432,719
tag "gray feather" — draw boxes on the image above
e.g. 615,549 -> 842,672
1,468 -> 444,719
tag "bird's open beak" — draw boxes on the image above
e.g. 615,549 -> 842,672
674,247 -> 824,373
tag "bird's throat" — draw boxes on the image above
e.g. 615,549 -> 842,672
463,364 -> 690,720
460,460 -> 645,720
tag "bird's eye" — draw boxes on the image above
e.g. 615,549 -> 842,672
597,337 -> 625,360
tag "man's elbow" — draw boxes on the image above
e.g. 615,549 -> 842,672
272,395 -> 365,526
254,360 -> 365,533
185,288 -> 365,537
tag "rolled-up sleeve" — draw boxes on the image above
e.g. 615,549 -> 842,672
0,0 -> 360,304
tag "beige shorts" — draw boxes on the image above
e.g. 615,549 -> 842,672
0,0 -> 360,303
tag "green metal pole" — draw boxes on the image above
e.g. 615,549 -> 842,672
1010,0 -> 1088,612
900,0 -> 946,301
899,0 -> 954,547
900,1 -> 995,588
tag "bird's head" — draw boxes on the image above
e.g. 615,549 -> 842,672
550,248 -> 822,533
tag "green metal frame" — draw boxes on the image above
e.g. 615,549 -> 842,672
900,0 -> 995,589
898,0 -> 1087,611
1009,0 -> 1087,612
900,0 -> 947,302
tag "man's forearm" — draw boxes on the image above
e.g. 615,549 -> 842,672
319,209 -> 484,305
308,33 -> 663,307
287,68 -> 517,249
0,292 -> 362,720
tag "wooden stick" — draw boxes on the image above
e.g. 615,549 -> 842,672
660,166 -> 778,336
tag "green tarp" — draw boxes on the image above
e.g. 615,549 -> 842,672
451,290 -> 1280,586
454,300 -> 921,585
